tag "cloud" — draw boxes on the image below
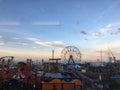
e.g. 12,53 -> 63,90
80,30 -> 88,35
33,47 -> 37,49
20,43 -> 28,46
108,23 -> 120,35
0,21 -> 60,26
0,35 -> 18,43
0,21 -> 20,26
111,29 -> 120,35
85,23 -> 120,40
117,28 -> 120,30
0,36 -> 31,47
0,42 -> 4,45
84,24 -> 112,40
26,37 -> 65,48
32,21 -> 60,26
95,24 -> 112,37
1,36 -> 29,46
0,29 -> 28,37
26,37 -> 38,41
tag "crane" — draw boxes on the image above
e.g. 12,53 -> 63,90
108,49 -> 116,63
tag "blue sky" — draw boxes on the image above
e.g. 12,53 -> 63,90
0,0 -> 120,61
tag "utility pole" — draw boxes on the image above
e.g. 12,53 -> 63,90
100,49 -> 103,65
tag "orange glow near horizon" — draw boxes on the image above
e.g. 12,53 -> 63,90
0,43 -> 120,62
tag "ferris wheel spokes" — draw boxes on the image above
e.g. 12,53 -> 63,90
61,46 -> 81,64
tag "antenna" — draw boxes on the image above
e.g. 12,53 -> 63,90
100,48 -> 102,63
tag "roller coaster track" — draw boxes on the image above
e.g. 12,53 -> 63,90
0,56 -> 14,60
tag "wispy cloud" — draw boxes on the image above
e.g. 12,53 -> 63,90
0,42 -> 4,45
26,37 -> 65,48
32,21 -> 60,26
20,43 -> 28,46
1,30 -> 28,38
111,30 -> 120,35
94,24 -> 112,37
0,35 -> 18,43
0,21 -> 20,26
0,21 -> 60,26
84,22 -> 120,40
33,47 -> 37,49
83,24 -> 112,40
0,36 -> 31,47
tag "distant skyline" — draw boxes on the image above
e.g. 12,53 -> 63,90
0,0 -> 120,62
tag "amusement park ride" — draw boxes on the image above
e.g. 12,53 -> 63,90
0,46 -> 90,90
43,46 -> 82,73
0,56 -> 14,81
61,46 -> 81,64
61,46 -> 82,71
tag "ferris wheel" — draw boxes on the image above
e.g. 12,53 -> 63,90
61,46 -> 81,64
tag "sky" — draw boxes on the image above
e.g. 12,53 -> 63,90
0,0 -> 120,62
